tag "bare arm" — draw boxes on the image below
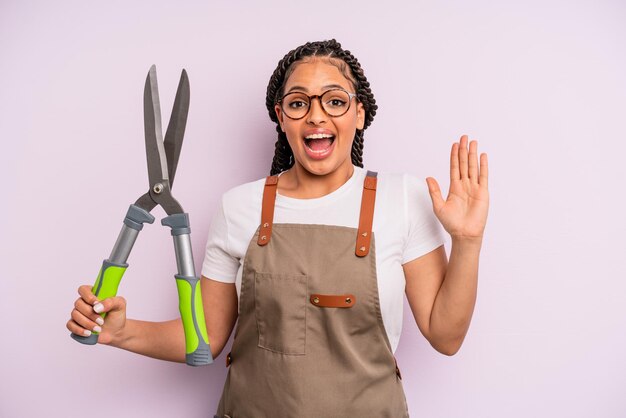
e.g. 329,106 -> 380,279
111,276 -> 237,361
67,276 -> 238,363
404,239 -> 481,356
405,135 -> 488,356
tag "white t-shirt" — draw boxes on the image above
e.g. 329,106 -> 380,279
201,165 -> 446,353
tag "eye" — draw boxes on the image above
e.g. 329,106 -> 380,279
284,93 -> 309,110
326,98 -> 347,107
322,90 -> 350,109
288,100 -> 308,109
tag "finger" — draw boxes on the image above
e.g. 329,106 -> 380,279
468,140 -> 478,183
66,319 -> 93,337
450,142 -> 460,181
71,308 -> 102,333
459,134 -> 469,180
78,285 -> 99,305
425,177 -> 445,213
72,298 -> 105,324
93,296 -> 127,315
74,297 -> 98,317
479,153 -> 489,188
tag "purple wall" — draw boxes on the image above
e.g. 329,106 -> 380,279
1,1 -> 625,417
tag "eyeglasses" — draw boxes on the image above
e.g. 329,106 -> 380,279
277,88 -> 358,120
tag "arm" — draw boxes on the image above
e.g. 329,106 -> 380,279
404,134 -> 489,356
67,276 -> 238,363
404,238 -> 481,356
109,276 -> 237,362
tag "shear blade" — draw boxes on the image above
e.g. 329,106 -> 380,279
144,64 -> 170,188
163,69 -> 190,188
140,65 -> 187,215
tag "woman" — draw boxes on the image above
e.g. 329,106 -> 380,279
67,39 -> 489,417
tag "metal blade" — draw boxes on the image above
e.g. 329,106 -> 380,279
134,191 -> 158,213
144,65 -> 169,188
163,69 -> 190,188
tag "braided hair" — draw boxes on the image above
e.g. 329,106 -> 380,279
266,39 -> 378,175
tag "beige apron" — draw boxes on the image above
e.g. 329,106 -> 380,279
215,170 -> 409,418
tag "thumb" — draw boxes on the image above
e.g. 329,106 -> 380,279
425,177 -> 445,213
93,296 -> 127,315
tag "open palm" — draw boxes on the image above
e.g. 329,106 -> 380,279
426,135 -> 489,239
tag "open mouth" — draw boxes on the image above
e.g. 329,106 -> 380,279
304,133 -> 335,153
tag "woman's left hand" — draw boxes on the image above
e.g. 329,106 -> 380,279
425,134 -> 489,241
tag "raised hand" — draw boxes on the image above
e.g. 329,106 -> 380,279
425,134 -> 489,240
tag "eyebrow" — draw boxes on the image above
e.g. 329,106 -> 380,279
286,84 -> 347,93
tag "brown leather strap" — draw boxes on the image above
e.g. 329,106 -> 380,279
258,175 -> 278,246
355,171 -> 378,257
310,294 -> 356,308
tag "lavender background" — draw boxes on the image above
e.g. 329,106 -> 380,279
1,1 -> 625,417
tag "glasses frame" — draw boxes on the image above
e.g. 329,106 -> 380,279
277,88 -> 359,120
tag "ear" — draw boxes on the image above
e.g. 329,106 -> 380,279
356,102 -> 365,130
274,104 -> 285,132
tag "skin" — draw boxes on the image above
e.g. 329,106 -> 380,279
273,57 -> 365,198
406,136 -> 489,355
66,58 -> 489,361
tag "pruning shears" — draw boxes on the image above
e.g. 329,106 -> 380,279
70,65 -> 213,366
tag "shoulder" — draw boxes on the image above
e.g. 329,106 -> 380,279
218,175 -> 269,226
209,176 -> 267,251
370,169 -> 426,198
370,170 -> 432,226
221,176 -> 266,208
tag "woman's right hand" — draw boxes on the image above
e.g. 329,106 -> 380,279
66,285 -> 128,346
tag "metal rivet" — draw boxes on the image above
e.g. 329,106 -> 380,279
261,235 -> 267,240
263,222 -> 269,228
359,246 -> 366,252
313,297 -> 319,304
153,183 -> 164,194
345,297 -> 351,304
362,232 -> 367,237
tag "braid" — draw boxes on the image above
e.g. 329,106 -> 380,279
351,130 -> 365,168
266,39 -> 377,175
270,129 -> 292,176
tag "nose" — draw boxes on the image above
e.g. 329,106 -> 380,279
306,96 -> 327,125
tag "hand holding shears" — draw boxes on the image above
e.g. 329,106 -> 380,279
68,65 -> 212,366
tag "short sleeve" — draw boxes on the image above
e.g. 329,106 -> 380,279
401,174 -> 447,265
200,196 -> 240,283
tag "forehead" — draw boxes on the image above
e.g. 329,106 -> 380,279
283,59 -> 354,93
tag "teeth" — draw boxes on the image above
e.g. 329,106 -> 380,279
304,133 -> 334,139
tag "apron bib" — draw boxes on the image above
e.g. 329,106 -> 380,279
215,170 -> 409,418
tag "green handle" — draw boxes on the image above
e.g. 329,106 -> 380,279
176,275 -> 213,366
70,260 -> 127,345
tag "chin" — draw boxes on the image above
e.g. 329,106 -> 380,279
298,156 -> 351,177
300,162 -> 333,176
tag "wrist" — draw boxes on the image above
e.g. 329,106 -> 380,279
450,234 -> 484,247
106,320 -> 133,348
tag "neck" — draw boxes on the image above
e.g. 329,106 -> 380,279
279,162 -> 355,199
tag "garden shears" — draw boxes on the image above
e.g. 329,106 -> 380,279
70,65 -> 213,366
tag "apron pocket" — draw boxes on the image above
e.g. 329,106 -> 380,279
254,272 -> 307,355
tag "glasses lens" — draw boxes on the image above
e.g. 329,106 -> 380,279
321,90 -> 351,117
282,92 -> 310,119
